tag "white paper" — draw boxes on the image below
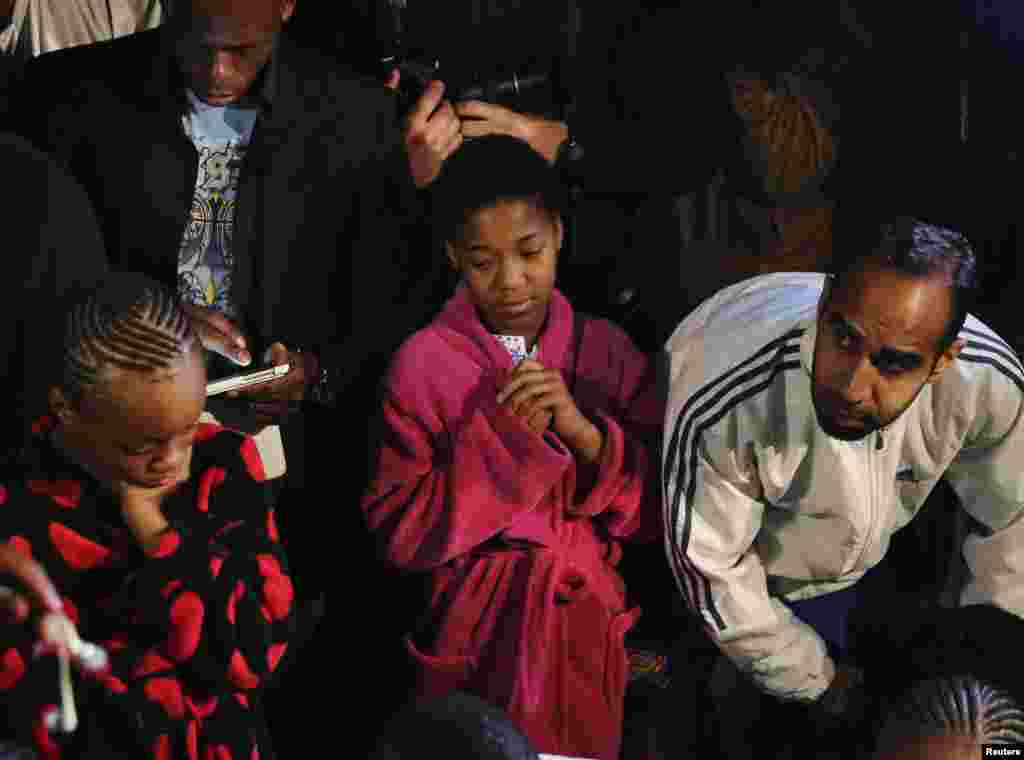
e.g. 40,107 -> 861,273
252,425 -> 287,480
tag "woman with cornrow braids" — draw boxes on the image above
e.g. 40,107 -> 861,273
873,675 -> 1024,759
0,272 -> 294,759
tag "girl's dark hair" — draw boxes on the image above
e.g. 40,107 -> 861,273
61,272 -> 197,399
828,212 -> 979,352
876,675 -> 1024,750
430,135 -> 567,245
368,692 -> 540,760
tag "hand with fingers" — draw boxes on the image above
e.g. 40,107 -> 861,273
455,100 -> 569,165
0,546 -> 103,668
114,446 -> 193,553
1,547 -> 109,737
182,303 -> 252,368
0,546 -> 63,628
811,662 -> 869,735
387,70 -> 463,188
496,367 -> 553,434
226,341 -> 308,430
496,359 -> 603,464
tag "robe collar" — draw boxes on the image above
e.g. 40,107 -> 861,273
435,285 -> 576,373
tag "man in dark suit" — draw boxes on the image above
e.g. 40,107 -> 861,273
13,0 -> 439,750
15,0 -> 435,422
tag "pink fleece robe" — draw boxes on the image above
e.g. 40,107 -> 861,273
362,287 -> 662,760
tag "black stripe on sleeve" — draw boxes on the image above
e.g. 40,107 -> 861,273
664,327 -> 803,631
957,353 -> 1024,395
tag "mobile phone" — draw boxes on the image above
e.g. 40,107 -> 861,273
206,364 -> 290,397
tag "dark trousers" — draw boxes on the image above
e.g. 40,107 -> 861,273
783,565 -> 881,661
709,568 -> 883,760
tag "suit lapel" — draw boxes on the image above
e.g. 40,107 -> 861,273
233,40 -> 305,345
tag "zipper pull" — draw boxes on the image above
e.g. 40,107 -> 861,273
876,428 -> 884,451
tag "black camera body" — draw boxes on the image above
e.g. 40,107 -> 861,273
380,49 -> 557,117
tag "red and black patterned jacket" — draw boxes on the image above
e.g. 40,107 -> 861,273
0,419 -> 295,760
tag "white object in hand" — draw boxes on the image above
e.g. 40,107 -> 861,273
73,639 -> 109,672
494,334 -> 537,366
41,612 -> 108,672
40,613 -> 110,735
206,363 -> 290,396
57,648 -> 77,733
41,614 -> 78,734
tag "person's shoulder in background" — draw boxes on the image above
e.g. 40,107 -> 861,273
18,25 -> 160,94
279,31 -> 396,109
281,0 -> 375,69
0,130 -> 107,283
0,131 -> 108,457
858,604 -> 1024,707
9,26 -> 164,147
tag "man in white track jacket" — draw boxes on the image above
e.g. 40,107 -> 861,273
664,217 -> 1024,717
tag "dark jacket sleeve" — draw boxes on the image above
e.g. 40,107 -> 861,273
7,46 -> 80,160
0,134 -> 108,462
316,89 -> 446,410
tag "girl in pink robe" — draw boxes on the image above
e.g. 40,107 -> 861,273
362,136 -> 662,760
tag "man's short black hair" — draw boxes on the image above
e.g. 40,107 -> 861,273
368,692 -> 540,760
431,135 -> 567,245
828,209 -> 979,353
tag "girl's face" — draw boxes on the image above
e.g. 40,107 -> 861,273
50,342 -> 207,490
447,198 -> 562,343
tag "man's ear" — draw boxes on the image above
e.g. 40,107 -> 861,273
552,214 -> 564,254
927,338 -> 965,384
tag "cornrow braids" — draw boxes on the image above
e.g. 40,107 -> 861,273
876,675 -> 1024,750
62,273 -> 197,399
